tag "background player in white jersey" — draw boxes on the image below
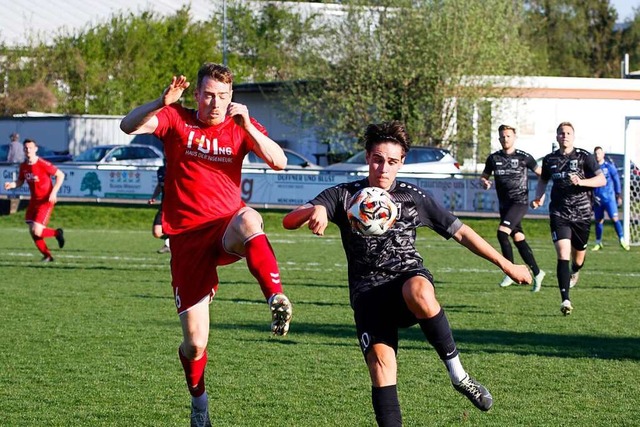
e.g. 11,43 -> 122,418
532,122 -> 605,315
283,121 -> 531,426
480,124 -> 545,291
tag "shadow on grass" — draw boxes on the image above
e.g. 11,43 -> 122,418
401,328 -> 640,361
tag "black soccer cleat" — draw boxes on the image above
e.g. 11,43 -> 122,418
453,375 -> 493,411
55,228 -> 65,249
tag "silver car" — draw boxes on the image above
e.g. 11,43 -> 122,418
72,144 -> 164,166
243,148 -> 323,170
325,146 -> 461,178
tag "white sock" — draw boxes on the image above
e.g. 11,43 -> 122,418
192,391 -> 208,410
164,238 -> 170,248
444,355 -> 467,384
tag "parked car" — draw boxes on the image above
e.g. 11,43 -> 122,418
243,148 -> 323,170
0,144 -> 72,163
325,146 -> 461,178
71,144 -> 164,166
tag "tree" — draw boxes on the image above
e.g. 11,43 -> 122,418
282,0 -> 534,159
522,0 -> 620,77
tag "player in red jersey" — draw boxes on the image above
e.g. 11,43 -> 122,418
120,63 -> 292,427
4,139 -> 65,261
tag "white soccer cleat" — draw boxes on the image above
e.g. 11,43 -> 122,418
569,271 -> 580,288
531,270 -> 545,293
269,293 -> 292,336
499,275 -> 514,288
560,299 -> 573,316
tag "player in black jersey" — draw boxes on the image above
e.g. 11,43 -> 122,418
531,122 -> 605,316
481,124 -> 545,291
148,160 -> 170,253
283,121 -> 531,426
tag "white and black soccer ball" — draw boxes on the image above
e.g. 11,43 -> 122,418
347,187 -> 398,236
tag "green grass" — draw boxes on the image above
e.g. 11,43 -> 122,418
0,203 -> 638,426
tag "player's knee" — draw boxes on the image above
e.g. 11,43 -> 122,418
181,339 -> 208,360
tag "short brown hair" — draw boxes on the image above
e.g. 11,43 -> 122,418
498,124 -> 516,133
197,63 -> 233,89
362,121 -> 411,155
556,122 -> 574,134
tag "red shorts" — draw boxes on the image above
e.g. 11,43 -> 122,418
170,214 -> 242,315
25,200 -> 54,226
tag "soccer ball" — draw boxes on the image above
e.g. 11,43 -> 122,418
347,187 -> 398,236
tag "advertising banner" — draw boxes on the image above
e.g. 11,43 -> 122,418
0,164 -> 550,215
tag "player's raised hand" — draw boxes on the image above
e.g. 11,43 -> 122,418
227,102 -> 250,127
162,75 -> 190,106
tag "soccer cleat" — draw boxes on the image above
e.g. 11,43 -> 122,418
619,239 -> 630,251
452,375 -> 493,411
531,270 -> 545,293
591,242 -> 603,251
569,271 -> 580,288
268,293 -> 293,336
190,403 -> 212,427
560,299 -> 573,316
41,256 -> 54,262
157,245 -> 171,254
55,228 -> 65,249
498,275 -> 514,288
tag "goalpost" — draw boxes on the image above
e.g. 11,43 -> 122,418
623,116 -> 640,246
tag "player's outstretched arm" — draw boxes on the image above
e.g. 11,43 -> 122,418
283,204 -> 328,236
453,224 -> 532,284
120,75 -> 190,135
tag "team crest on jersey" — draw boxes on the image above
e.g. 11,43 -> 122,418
510,159 -> 519,168
570,160 -> 578,171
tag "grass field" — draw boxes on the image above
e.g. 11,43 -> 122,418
0,203 -> 638,426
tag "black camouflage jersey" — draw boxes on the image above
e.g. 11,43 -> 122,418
310,179 -> 463,307
482,149 -> 538,206
541,148 -> 601,222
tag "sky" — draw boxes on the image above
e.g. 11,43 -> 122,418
610,0 -> 637,21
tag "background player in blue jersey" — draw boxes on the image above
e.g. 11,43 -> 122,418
481,124 -> 546,291
283,121 -> 531,426
532,122 -> 605,316
592,146 -> 630,251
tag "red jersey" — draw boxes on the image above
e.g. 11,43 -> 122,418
18,158 -> 58,202
154,104 -> 265,234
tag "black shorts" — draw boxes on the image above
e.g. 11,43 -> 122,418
153,208 -> 162,227
353,269 -> 433,358
550,215 -> 591,250
499,203 -> 528,235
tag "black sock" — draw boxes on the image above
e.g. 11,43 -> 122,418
418,309 -> 458,360
571,262 -> 584,274
514,240 -> 540,276
557,260 -> 571,301
497,231 -> 513,262
372,385 -> 402,427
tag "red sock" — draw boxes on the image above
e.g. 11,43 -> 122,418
33,236 -> 52,258
179,347 -> 207,397
41,228 -> 56,238
245,233 -> 283,299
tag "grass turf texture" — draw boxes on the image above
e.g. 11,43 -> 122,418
0,203 -> 638,426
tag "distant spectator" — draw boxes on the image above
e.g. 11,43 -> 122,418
7,133 -> 25,163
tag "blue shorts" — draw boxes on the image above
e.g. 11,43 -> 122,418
593,197 -> 618,221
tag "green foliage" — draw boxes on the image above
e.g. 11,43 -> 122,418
283,0 -> 534,151
0,204 -> 638,426
523,0 -> 620,77
225,1 -> 325,81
